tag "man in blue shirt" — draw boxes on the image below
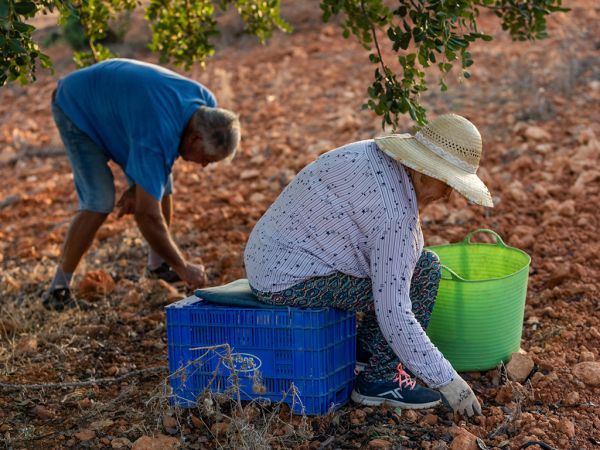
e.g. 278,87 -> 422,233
44,59 -> 241,311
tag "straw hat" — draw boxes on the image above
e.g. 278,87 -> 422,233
374,114 -> 493,207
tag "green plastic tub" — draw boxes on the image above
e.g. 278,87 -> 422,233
426,229 -> 531,372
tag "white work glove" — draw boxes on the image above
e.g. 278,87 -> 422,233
438,373 -> 482,417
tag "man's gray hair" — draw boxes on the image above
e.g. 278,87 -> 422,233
191,107 -> 241,159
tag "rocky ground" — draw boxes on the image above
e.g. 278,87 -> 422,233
1,1 -> 599,449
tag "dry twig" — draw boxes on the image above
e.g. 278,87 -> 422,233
0,366 -> 167,390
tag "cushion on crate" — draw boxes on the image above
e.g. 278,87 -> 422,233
194,278 -> 284,309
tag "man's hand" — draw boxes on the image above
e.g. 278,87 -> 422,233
116,185 -> 137,218
438,373 -> 482,417
176,262 -> 208,288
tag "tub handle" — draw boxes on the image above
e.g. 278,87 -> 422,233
440,264 -> 467,282
463,229 -> 506,247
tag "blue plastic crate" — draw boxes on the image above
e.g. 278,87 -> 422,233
166,295 -> 356,415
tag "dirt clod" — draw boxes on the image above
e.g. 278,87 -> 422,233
75,429 -> 96,441
572,361 -> 600,386
506,352 -> 535,383
132,434 -> 180,450
368,438 -> 393,449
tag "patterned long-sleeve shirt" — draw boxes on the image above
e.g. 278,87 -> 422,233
244,140 -> 455,387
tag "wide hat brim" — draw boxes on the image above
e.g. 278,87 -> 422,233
375,134 -> 494,208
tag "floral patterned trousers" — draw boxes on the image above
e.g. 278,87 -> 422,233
252,249 -> 441,382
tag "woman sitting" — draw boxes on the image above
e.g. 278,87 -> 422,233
244,114 -> 492,416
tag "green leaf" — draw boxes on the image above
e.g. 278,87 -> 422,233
0,0 -> 9,18
14,1 -> 36,15
13,21 -> 34,33
399,31 -> 411,50
9,38 -> 26,53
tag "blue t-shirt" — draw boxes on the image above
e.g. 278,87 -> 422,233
55,59 -> 217,200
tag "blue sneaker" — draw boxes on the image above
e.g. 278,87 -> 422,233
351,372 -> 441,409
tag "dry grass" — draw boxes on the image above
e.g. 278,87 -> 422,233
146,344 -> 314,449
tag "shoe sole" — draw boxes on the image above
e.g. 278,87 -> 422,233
351,390 -> 441,409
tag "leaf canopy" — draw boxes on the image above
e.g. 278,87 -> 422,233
0,0 -> 568,126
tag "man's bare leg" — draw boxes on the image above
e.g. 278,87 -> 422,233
44,210 -> 108,310
59,210 -> 109,274
147,194 -> 172,270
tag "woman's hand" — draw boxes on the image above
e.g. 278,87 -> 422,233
438,373 -> 482,417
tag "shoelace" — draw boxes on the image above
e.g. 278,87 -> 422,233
393,363 -> 416,390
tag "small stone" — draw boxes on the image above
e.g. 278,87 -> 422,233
558,438 -> 570,449
420,413 -> 438,426
563,391 -> 580,406
89,419 -> 113,430
530,372 -> 545,386
73,324 -> 111,338
354,409 -> 367,421
210,422 -> 230,436
542,306 -> 559,318
495,385 -> 514,404
3,274 -> 20,292
249,192 -> 266,203
447,208 -> 475,224
506,181 -> 528,202
529,427 -> 546,437
403,409 -> 418,423
448,427 -> 478,450
132,434 -> 180,450
75,429 -> 96,442
558,419 -> 575,438
580,351 -> 595,362
557,199 -> 575,217
124,290 -> 141,306
78,270 -> 115,299
572,362 -> 600,386
0,319 -> 18,337
535,143 -> 552,153
432,440 -> 448,450
239,169 -> 260,180
524,126 -> 551,141
190,415 -> 203,429
78,398 -> 93,408
32,404 -> 55,420
15,336 -> 38,355
368,438 -> 392,449
162,414 -> 178,434
111,437 -> 132,449
506,352 -> 534,383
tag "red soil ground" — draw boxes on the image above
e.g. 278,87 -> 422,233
0,1 -> 598,448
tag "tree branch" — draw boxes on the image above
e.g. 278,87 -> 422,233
0,366 -> 168,391
360,0 -> 386,76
